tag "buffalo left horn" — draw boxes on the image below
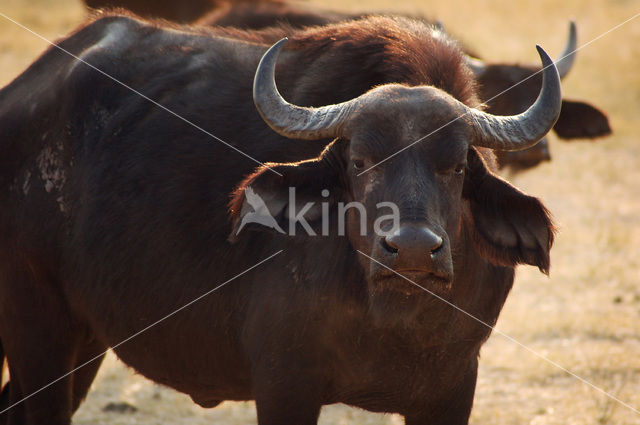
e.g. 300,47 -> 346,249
468,45 -> 562,151
253,38 -> 358,140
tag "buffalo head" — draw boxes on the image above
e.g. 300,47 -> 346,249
230,39 -> 558,299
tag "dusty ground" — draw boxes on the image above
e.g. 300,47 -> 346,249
1,0 -> 639,423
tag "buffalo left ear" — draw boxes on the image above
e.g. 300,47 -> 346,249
463,148 -> 555,273
228,141 -> 344,241
553,99 -> 612,140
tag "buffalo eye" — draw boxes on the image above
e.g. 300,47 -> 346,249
454,164 -> 466,176
439,163 -> 466,176
352,159 -> 365,170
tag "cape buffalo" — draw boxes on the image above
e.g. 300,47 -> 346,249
0,15 -> 560,425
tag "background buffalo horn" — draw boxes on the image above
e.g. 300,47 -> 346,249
465,56 -> 486,76
468,45 -> 562,151
434,20 -> 446,32
556,20 -> 577,79
253,38 -> 357,140
465,21 -> 576,79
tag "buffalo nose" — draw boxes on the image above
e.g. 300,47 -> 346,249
383,225 -> 443,258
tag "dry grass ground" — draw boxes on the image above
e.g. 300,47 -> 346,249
1,0 -> 639,423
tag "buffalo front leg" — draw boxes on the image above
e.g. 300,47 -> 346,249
71,336 -> 106,413
1,319 -> 79,425
0,378 -> 23,425
252,363 -> 322,425
0,263 -> 81,425
0,338 -> 7,417
0,331 -> 103,425
254,389 -> 322,425
404,360 -> 478,425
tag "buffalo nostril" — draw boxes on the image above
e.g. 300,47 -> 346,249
381,237 -> 399,254
429,235 -> 444,255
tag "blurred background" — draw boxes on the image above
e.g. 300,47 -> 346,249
0,0 -> 639,423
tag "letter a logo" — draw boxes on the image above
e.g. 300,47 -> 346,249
236,187 -> 286,235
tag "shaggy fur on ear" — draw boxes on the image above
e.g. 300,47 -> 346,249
228,141 -> 344,239
463,147 -> 555,273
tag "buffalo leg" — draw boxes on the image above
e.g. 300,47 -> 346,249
2,323 -> 78,425
71,337 -> 106,413
253,368 -> 322,425
0,317 -> 102,423
0,339 -> 4,389
254,393 -> 322,425
404,360 -> 478,425
0,264 -> 79,425
0,382 -> 9,410
0,339 -> 7,417
0,376 -> 24,425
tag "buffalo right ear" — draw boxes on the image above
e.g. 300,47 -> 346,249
463,148 -> 555,273
553,99 -> 612,139
228,142 -> 343,241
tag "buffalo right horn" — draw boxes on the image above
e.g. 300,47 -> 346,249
253,38 -> 358,140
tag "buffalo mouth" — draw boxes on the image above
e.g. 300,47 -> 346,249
371,269 -> 453,297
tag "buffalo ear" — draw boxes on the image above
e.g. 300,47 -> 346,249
228,142 -> 343,241
553,99 -> 612,139
463,148 -> 555,273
